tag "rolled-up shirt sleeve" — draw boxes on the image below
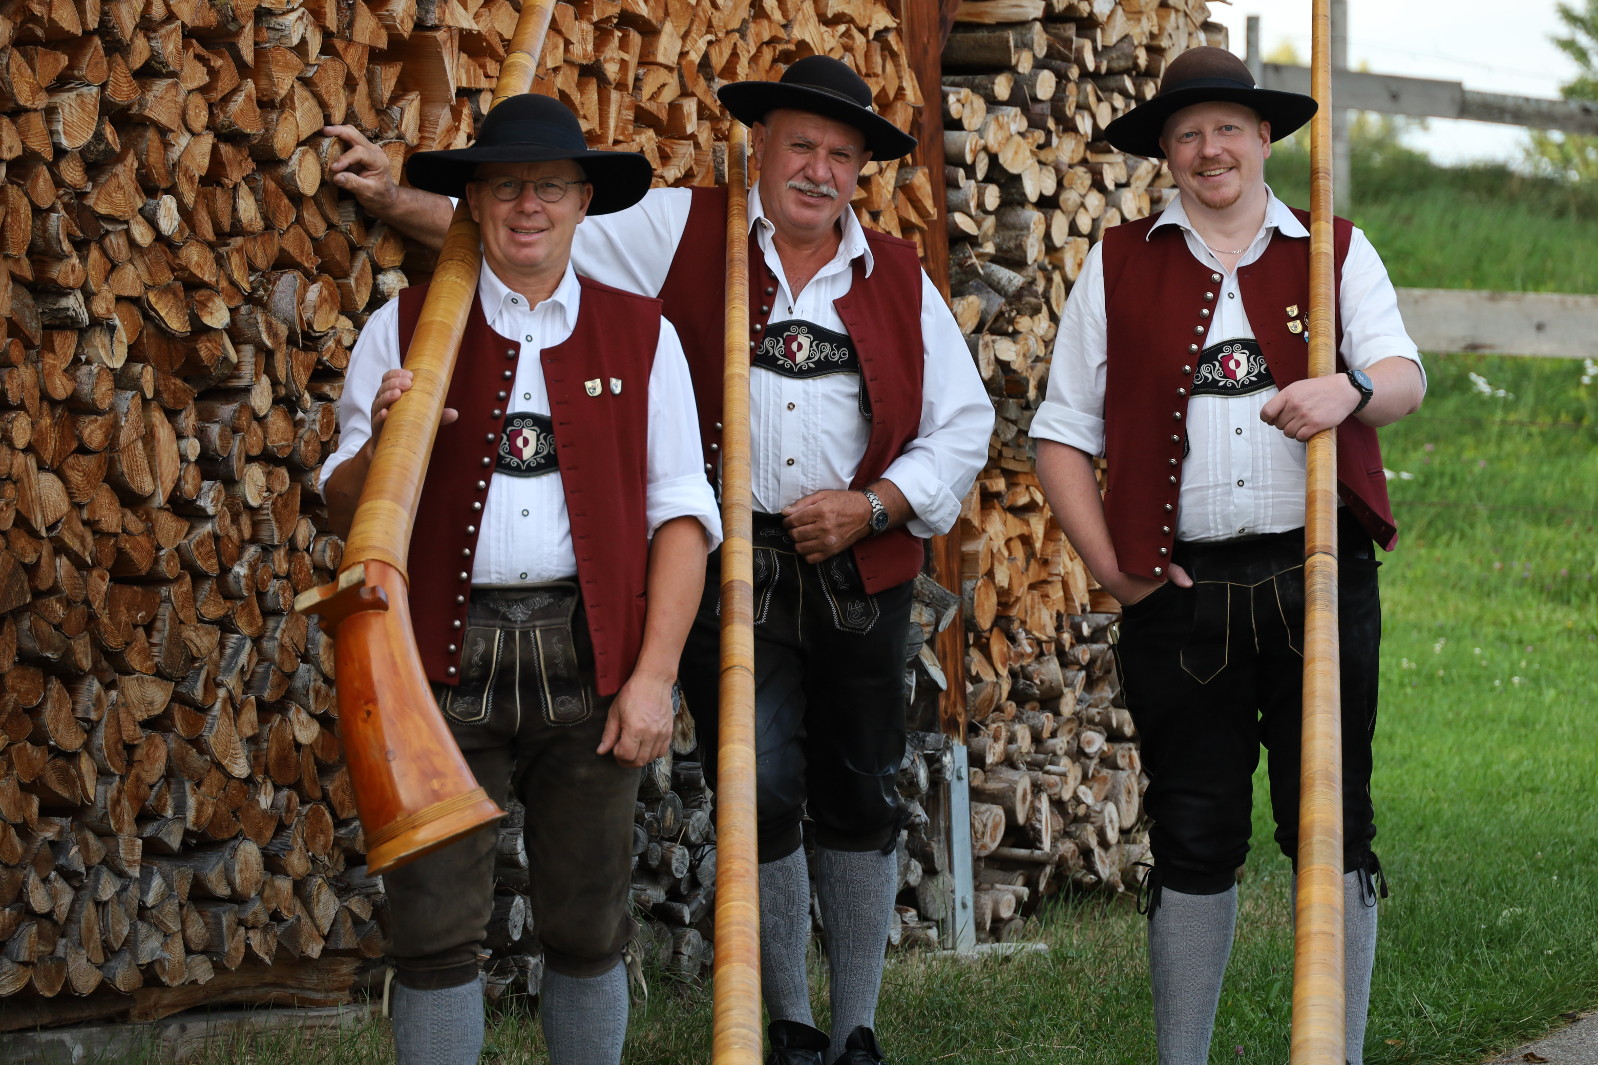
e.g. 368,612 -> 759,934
1032,242 -> 1109,456
318,297 -> 403,494
1339,227 -> 1426,391
646,320 -> 722,549
879,270 -> 995,539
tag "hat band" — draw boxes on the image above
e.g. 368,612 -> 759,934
781,81 -> 876,114
1157,74 -> 1261,98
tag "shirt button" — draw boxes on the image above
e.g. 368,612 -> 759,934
510,297 -> 519,304
786,457 -> 795,466
525,335 -> 533,342
519,572 -> 528,580
1228,292 -> 1236,299
1237,479 -> 1245,487
522,509 -> 530,517
524,393 -> 532,400
787,402 -> 796,411
1235,427 -> 1243,435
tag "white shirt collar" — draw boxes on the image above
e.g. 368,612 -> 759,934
477,258 -> 581,332
748,182 -> 875,277
1150,186 -> 1308,246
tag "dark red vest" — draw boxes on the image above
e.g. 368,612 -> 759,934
397,277 -> 661,696
1100,209 -> 1397,579
657,186 -> 927,592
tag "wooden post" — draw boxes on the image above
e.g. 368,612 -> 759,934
711,125 -> 762,1065
1290,0 -> 1347,1061
905,0 -> 973,743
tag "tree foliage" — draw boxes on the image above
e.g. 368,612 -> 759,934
1526,0 -> 1598,181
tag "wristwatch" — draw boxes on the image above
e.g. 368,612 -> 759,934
1345,368 -> 1374,414
861,488 -> 890,535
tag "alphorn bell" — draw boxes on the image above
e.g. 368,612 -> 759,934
294,0 -> 560,876
1290,0 -> 1348,1061
711,126 -> 763,1065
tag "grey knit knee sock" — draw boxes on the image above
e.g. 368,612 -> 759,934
761,849 -> 817,1026
391,978 -> 484,1065
816,846 -> 898,1063
539,961 -> 628,1065
1148,885 -> 1238,1065
1345,870 -> 1379,1065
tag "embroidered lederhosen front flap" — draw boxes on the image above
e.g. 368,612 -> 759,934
755,320 -> 873,418
439,584 -> 595,729
1191,339 -> 1276,398
497,412 -> 559,477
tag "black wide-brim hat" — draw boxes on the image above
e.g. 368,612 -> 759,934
718,54 -> 917,160
405,93 -> 651,214
1104,46 -> 1318,159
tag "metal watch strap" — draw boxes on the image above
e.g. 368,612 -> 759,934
861,488 -> 889,534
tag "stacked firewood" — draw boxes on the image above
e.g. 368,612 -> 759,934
0,0 -> 940,1023
939,0 -> 1220,938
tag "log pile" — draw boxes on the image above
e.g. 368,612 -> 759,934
0,0 -> 940,1020
937,0 -> 1224,939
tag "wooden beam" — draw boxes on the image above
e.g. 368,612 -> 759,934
1396,288 -> 1598,358
1261,63 -> 1598,136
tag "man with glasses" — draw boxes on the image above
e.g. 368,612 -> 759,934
320,94 -> 720,1065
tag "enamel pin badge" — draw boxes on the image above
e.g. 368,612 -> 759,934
610,378 -> 622,394
584,379 -> 602,396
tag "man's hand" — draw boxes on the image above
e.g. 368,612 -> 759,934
324,125 -> 400,215
597,672 -> 674,767
1102,562 -> 1193,608
1260,375 -> 1361,442
369,368 -> 457,444
782,489 -> 873,564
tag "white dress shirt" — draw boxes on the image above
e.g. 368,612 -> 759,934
570,186 -> 994,539
1033,188 -> 1424,542
320,261 -> 721,582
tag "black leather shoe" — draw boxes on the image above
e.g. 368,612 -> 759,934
766,1019 -> 829,1065
836,1026 -> 888,1064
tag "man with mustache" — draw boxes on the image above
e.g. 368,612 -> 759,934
328,57 -> 992,1065
320,94 -> 720,1065
1031,47 -> 1425,1065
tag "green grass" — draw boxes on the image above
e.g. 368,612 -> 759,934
136,355 -> 1598,1065
1265,144 -> 1598,294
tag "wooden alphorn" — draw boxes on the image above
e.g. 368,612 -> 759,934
1290,1 -> 1348,1061
711,125 -> 763,1065
294,0 -> 559,876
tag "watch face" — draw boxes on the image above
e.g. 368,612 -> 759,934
871,511 -> 889,532
1352,369 -> 1373,390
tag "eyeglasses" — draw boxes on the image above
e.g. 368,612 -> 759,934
479,176 -> 587,203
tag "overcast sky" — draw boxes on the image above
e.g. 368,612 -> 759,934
1206,1 -> 1579,164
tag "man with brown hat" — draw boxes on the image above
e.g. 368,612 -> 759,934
329,54 -> 992,1065
320,93 -> 720,1065
1031,46 -> 1425,1065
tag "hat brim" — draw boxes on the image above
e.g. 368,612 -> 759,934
405,144 -> 652,215
717,82 -> 917,160
1104,85 -> 1318,158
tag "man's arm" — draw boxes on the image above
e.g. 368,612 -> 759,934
324,125 -> 454,250
1259,355 -> 1424,440
596,515 -> 708,767
1035,441 -> 1190,608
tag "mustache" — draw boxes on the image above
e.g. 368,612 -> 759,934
786,179 -> 839,200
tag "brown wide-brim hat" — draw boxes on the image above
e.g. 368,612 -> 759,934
406,93 -> 652,214
1104,46 -> 1318,159
717,54 -> 917,160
